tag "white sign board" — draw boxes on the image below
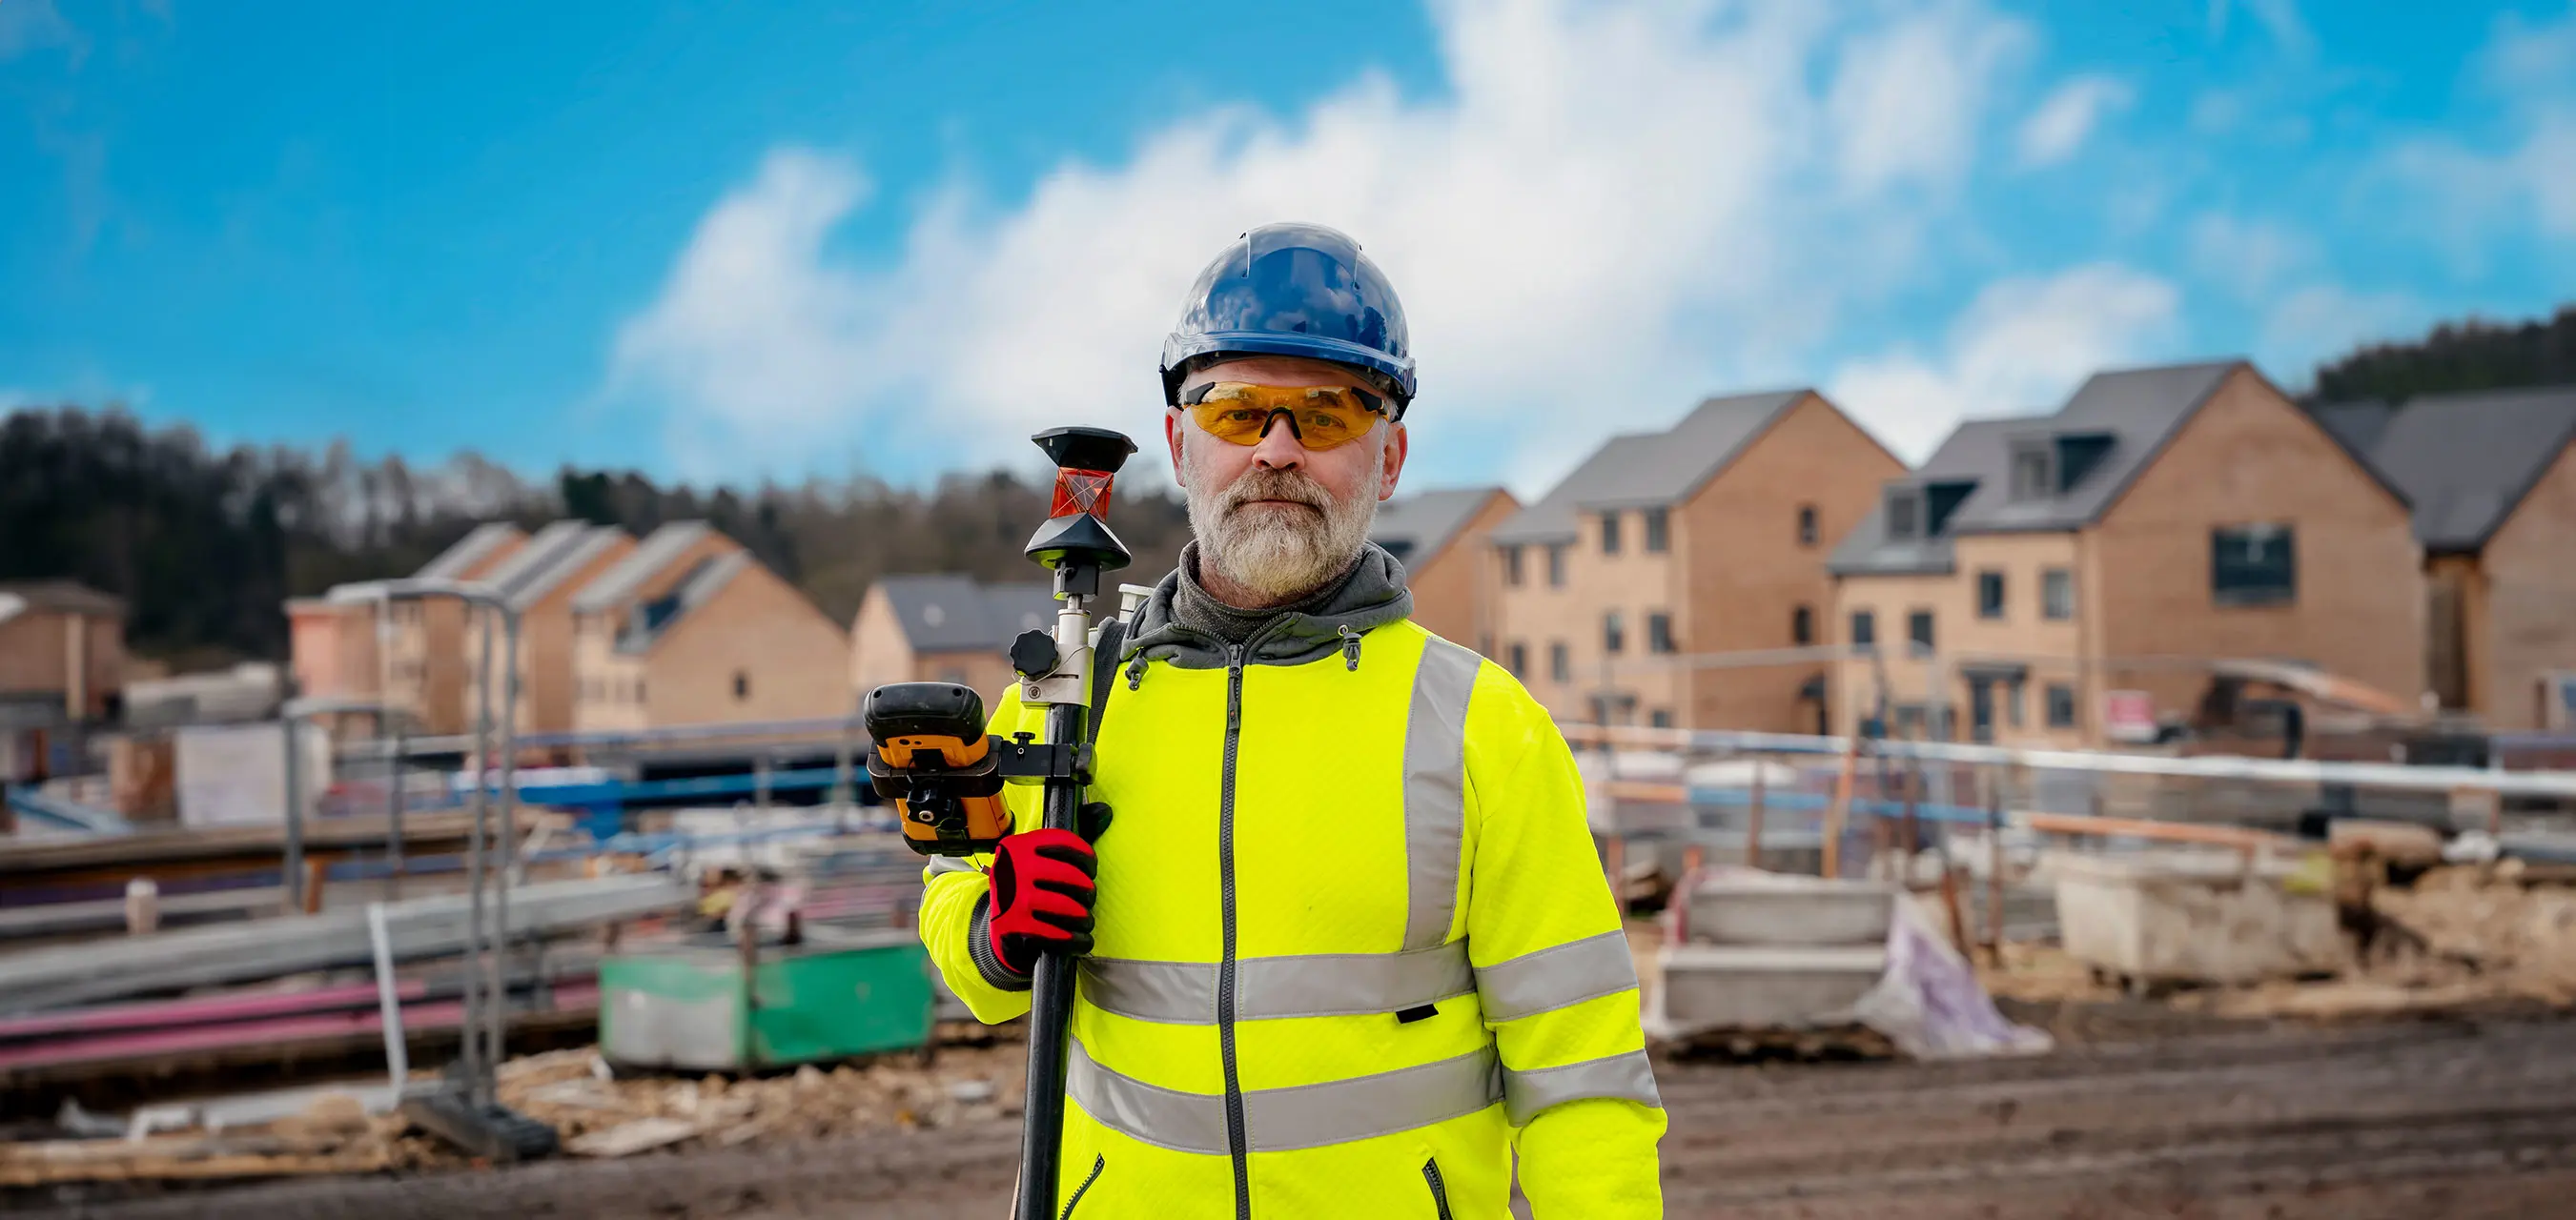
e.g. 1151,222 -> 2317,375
175,722 -> 331,828
2102,689 -> 2157,744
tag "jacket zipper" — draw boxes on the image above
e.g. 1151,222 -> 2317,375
1059,1153 -> 1104,1220
1219,641 -> 1251,1220
1421,1157 -> 1455,1220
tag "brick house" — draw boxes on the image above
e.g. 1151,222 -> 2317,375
569,524 -> 852,733
848,576 -> 1056,712
1369,486 -> 1518,654
2318,386 -> 2576,730
0,581 -> 125,783
463,522 -> 635,738
358,522 -> 527,735
1828,360 -> 2423,747
1487,389 -> 1906,731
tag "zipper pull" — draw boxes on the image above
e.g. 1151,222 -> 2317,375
1337,624 -> 1361,671
1125,654 -> 1147,690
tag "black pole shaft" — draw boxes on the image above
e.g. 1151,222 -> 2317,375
1015,696 -> 1087,1220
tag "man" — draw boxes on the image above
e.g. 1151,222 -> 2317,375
920,222 -> 1665,1217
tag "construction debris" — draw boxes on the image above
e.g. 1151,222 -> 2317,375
0,874 -> 687,1015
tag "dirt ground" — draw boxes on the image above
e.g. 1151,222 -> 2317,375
16,1015 -> 2576,1219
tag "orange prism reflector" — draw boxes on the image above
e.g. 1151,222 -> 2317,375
1050,468 -> 1115,519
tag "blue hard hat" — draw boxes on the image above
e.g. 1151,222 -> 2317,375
1160,222 -> 1416,416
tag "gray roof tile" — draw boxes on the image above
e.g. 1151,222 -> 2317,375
1370,487 -> 1503,570
414,522 -> 524,581
876,575 -> 1056,653
614,551 -> 752,654
573,521 -> 722,614
1490,390 -> 1807,545
2363,385 -> 2576,551
2312,399 -> 2397,457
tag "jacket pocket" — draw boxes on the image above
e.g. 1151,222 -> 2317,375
1421,1156 -> 1455,1220
1060,1153 -> 1105,1220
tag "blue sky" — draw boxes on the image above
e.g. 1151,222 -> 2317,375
4,0 -> 2573,495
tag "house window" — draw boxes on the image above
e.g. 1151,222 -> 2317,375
1791,605 -> 1814,646
1887,491 -> 1921,540
2042,568 -> 2075,620
1604,611 -> 1625,655
2213,525 -> 2297,606
1908,610 -> 1934,655
2046,682 -> 2078,728
1976,571 -> 2006,620
1644,508 -> 1669,553
1502,545 -> 1524,587
1850,610 -> 1876,647
1600,512 -> 1622,556
1798,504 -> 1818,548
2010,446 -> 2052,500
1546,544 -> 1567,588
2007,678 -> 2026,727
733,671 -> 749,701
1649,709 -> 1673,729
1647,613 -> 1675,655
1507,641 -> 1528,677
1549,641 -> 1571,684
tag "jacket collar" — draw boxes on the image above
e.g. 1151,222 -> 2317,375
1123,541 -> 1414,670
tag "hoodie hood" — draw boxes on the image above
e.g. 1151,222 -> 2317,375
1123,540 -> 1414,670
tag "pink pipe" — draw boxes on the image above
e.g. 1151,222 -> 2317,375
0,980 -> 421,1042
0,982 -> 599,1073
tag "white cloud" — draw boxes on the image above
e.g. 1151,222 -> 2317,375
2380,9 -> 2576,245
2187,213 -> 2312,301
1828,264 -> 2181,459
2259,284 -> 2421,380
604,0 -> 2040,490
2206,0 -> 2314,58
0,0 -> 76,61
2015,75 -> 2132,167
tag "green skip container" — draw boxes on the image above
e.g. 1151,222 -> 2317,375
598,925 -> 935,1072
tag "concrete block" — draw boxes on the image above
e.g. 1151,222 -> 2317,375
2052,850 -> 2345,986
1649,944 -> 1886,1035
1684,876 -> 1897,946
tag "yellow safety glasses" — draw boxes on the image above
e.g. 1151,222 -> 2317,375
1182,382 -> 1389,451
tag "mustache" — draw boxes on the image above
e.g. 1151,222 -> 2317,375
1217,468 -> 1329,514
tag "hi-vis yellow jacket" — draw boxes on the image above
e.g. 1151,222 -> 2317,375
920,550 -> 1666,1218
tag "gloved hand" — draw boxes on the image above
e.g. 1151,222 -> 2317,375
981,824 -> 1100,974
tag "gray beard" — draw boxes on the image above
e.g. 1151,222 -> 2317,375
1183,435 -> 1384,605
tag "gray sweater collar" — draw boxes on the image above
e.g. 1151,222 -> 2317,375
1123,540 -> 1414,670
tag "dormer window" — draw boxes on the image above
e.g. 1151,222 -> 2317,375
2010,443 -> 2053,501
1886,489 -> 1923,539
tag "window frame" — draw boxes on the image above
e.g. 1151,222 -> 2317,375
1907,609 -> 1935,656
1501,544 -> 1525,587
1976,570 -> 2006,620
1546,543 -> 1567,588
1604,610 -> 1625,656
2211,524 -> 2298,607
1548,641 -> 1571,684
1850,609 -> 1876,647
2041,567 -> 2075,620
1647,612 -> 1676,655
1506,641 -> 1528,677
1791,604 -> 1814,646
2045,682 -> 2078,728
1797,503 -> 1819,548
1600,511 -> 1622,556
1886,490 -> 1922,540
1643,507 -> 1669,554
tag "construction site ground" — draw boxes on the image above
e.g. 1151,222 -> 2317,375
13,1012 -> 2576,1219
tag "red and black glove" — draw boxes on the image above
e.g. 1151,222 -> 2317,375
978,827 -> 1099,977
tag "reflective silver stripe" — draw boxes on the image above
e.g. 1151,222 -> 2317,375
1475,930 -> 1640,1023
926,855 -> 979,878
1082,942 -> 1475,1025
1500,1048 -> 1663,1126
1401,639 -> 1481,950
1068,1038 -> 1503,1154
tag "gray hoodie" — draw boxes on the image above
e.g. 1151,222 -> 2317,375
1120,540 -> 1416,676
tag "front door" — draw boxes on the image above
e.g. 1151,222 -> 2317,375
1968,678 -> 1995,744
